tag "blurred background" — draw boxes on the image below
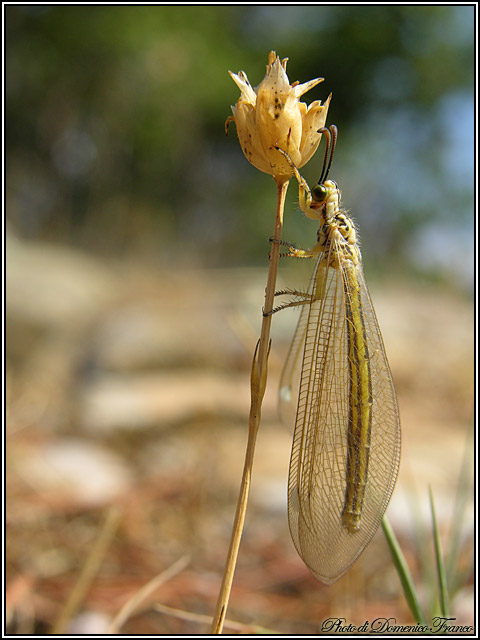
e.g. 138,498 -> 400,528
6,5 -> 474,635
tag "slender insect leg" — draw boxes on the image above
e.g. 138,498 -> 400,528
263,291 -> 313,316
274,146 -> 314,215
269,237 -> 311,259
270,238 -> 318,260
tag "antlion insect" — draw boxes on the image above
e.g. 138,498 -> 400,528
266,125 -> 401,584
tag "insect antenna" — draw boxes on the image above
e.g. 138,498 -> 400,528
317,124 -> 338,184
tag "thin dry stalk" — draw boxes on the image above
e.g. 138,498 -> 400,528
155,602 -> 277,634
51,505 -> 121,635
108,555 -> 190,633
210,178 -> 289,634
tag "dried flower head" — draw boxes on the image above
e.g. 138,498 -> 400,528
226,51 -> 331,180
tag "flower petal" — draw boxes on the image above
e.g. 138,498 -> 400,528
298,93 -> 332,167
255,54 -> 291,95
229,70 -> 256,106
255,82 -> 303,175
294,77 -> 324,99
231,102 -> 272,174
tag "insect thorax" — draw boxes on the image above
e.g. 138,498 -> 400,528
316,206 -> 360,269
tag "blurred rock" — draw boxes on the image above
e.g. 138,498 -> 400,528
79,370 -> 257,432
67,611 -> 113,635
14,438 -> 133,507
6,231 -> 119,330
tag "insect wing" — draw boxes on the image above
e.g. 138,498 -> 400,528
287,250 -> 401,584
279,258 -> 330,429
279,300 -> 309,429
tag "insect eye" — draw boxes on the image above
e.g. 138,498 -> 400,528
312,184 -> 328,203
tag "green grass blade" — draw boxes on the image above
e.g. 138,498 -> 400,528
382,515 -> 429,627
429,488 -> 450,618
446,421 -> 474,591
406,486 -> 437,614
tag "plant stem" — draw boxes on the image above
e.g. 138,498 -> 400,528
210,177 -> 289,634
52,506 -> 121,635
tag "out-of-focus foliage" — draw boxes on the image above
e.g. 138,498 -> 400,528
6,5 -> 474,285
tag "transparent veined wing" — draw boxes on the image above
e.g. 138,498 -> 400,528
279,302 -> 309,429
287,241 -> 401,584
